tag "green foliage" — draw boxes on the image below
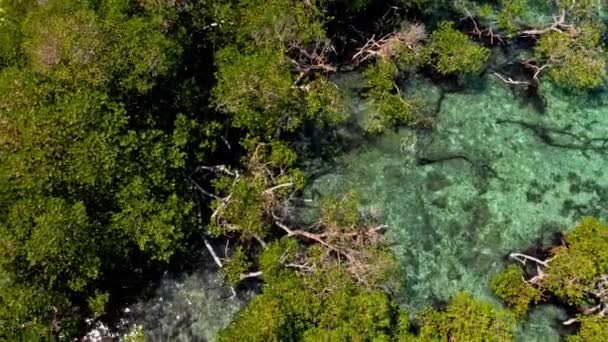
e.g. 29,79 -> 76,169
305,77 -> 349,126
363,60 -> 415,133
213,46 -> 296,138
226,0 -> 325,48
220,186 -> 403,340
209,176 -> 268,238
491,264 -> 542,316
221,276 -> 517,341
20,0 -> 180,92
302,289 -> 394,341
11,0 -> 608,339
0,15 -> 22,67
4,198 -> 100,292
112,177 -> 191,262
419,292 -> 516,341
320,191 -> 360,230
543,217 -> 608,305
366,59 -> 399,93
219,267 -> 400,341
259,238 -> 300,282
0,197 -> 99,337
224,247 -> 253,286
0,271 -> 59,338
567,316 -> 608,342
495,217 -> 608,321
475,4 -> 495,18
426,21 -> 490,75
21,2 -> 107,87
535,31 -> 572,58
261,141 -> 299,170
218,291 -> 285,341
123,325 -> 147,342
109,16 -> 181,93
210,0 -> 343,140
0,0 -> 202,337
396,311 -> 421,341
559,0 -> 599,17
212,46 -> 348,139
394,43 -> 426,72
497,0 -> 526,34
88,291 -> 110,319
535,25 -> 606,90
209,140 -> 306,241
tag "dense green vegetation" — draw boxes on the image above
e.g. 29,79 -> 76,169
493,218 -> 608,315
1,0 -> 607,340
491,264 -> 542,317
534,24 -> 606,90
0,0 -> 199,337
425,21 -> 490,76
491,217 -> 608,342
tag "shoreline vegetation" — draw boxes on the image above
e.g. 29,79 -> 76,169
1,0 -> 607,340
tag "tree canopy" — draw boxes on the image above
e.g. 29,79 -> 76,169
1,0 -> 607,339
0,0 -> 206,337
493,218 -> 608,338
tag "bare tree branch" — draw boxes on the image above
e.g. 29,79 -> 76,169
462,9 -> 504,45
193,164 -> 237,176
191,178 -> 223,200
288,40 -> 336,88
204,237 -> 224,268
253,234 -> 267,248
493,72 -> 531,86
524,62 -> 550,81
286,263 -> 316,272
509,253 -> 550,268
263,182 -> 294,194
352,24 -> 426,63
240,271 -> 263,280
521,9 -> 570,36
203,235 -> 237,297
562,318 -> 579,325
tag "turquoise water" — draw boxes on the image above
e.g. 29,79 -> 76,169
116,77 -> 608,341
306,75 -> 608,338
111,75 -> 608,342
515,305 -> 569,341
120,270 -> 251,341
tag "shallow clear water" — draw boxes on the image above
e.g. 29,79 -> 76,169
112,76 -> 608,341
112,78 -> 608,341
306,76 -> 608,339
121,270 -> 250,342
515,304 -> 569,341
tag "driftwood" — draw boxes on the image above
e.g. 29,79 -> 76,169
462,9 -> 504,45
352,23 -> 426,63
274,216 -> 388,286
493,72 -> 531,86
521,9 -> 570,36
509,252 -> 550,268
193,189 -> 238,296
509,251 -> 608,324
525,62 -> 550,81
288,41 -> 336,88
192,143 -> 392,288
